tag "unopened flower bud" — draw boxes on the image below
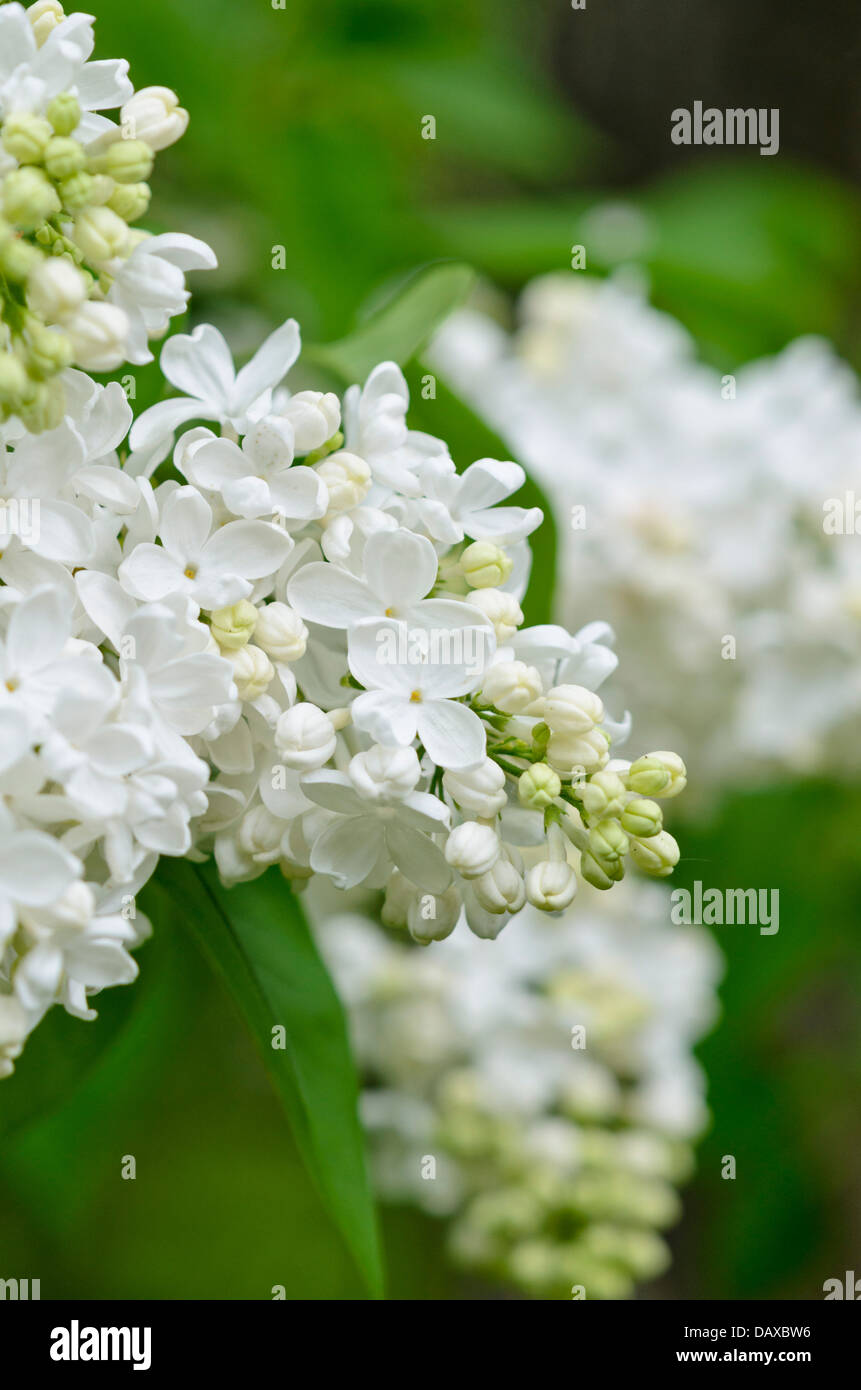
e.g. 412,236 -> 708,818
580,850 -> 621,890
445,821 -> 500,879
253,601 -> 307,662
461,540 -> 513,589
547,727 -> 609,776
642,750 -> 687,798
629,830 -> 680,877
29,0 -> 64,46
72,206 -> 130,264
316,450 -> 370,512
380,869 -> 414,929
25,322 -> 73,378
238,805 -> 283,863
526,858 -> 578,911
27,256 -> 88,321
46,91 -> 81,137
226,643 -> 274,700
101,138 -> 154,185
518,762 -> 561,810
64,302 -> 129,371
120,87 -> 189,151
544,683 -> 604,734
578,769 -> 627,819
3,166 -> 60,230
408,884 -> 461,944
279,390 -> 341,453
2,112 -> 53,164
442,758 -> 506,816
16,378 -> 64,432
274,702 -> 337,770
480,660 -> 542,714
211,599 -> 257,650
349,744 -> 420,802
0,233 -> 40,282
588,817 -> 629,868
626,756 -> 670,797
467,587 -> 523,642
55,171 -> 92,211
107,181 -> 151,222
43,135 -> 86,180
472,855 -> 526,914
0,352 -> 29,405
620,798 -> 663,839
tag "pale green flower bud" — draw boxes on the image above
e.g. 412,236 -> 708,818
629,829 -> 680,877
543,683 -> 604,734
16,378 -> 65,432
72,206 -> 130,263
2,112 -> 53,164
620,798 -> 663,839
43,135 -> 86,181
461,540 -> 513,588
25,322 -> 73,378
579,850 -> 620,890
0,353 -> 29,406
588,818 -> 629,867
0,233 -> 40,282
518,762 -> 561,810
380,869 -> 413,930
58,171 -> 96,211
525,858 -> 578,911
625,755 -> 671,797
3,166 -> 60,230
644,750 -> 687,798
46,92 -> 82,137
481,659 -> 542,714
100,138 -> 154,185
211,599 -> 258,650
107,181 -> 151,222
578,769 -> 627,819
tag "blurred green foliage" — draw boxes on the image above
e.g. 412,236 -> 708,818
2,0 -> 860,1301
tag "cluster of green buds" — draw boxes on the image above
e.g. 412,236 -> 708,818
474,671 -> 687,900
0,26 -> 188,428
434,1053 -> 694,1300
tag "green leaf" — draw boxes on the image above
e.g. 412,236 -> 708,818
153,858 -> 385,1299
307,261 -> 476,382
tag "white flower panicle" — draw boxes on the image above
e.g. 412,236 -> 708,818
0,1 -> 214,430
430,271 -> 861,788
0,298 -> 688,1076
314,878 -> 721,1300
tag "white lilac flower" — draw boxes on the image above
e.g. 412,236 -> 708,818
0,3 -> 214,428
430,272 -> 861,789
0,298 -> 689,1076
313,875 -> 721,1300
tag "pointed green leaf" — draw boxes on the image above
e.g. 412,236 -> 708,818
307,261 -> 475,383
154,858 -> 385,1299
